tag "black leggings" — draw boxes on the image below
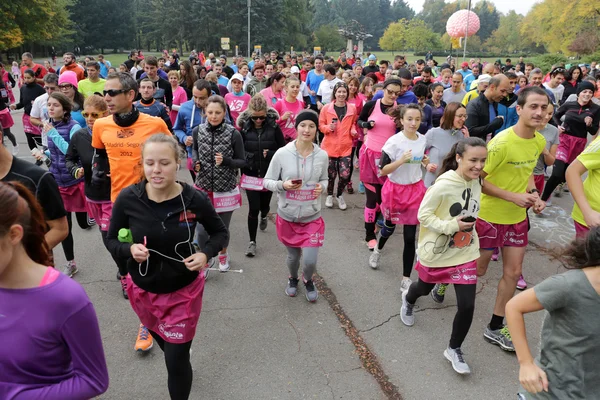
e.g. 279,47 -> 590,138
406,280 -> 476,349
25,132 -> 42,150
2,128 -> 17,146
327,156 -> 352,196
541,160 -> 567,202
364,183 -> 383,242
246,189 -> 273,242
62,212 -> 91,261
349,140 -> 363,179
378,222 -> 417,278
148,330 -> 193,400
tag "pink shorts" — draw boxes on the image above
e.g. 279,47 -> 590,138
126,273 -> 205,343
574,221 -> 590,239
415,260 -> 478,284
86,199 -> 113,231
59,181 -> 88,213
555,134 -> 587,164
276,215 -> 325,248
0,108 -> 14,129
359,146 -> 387,185
476,218 -> 528,248
534,174 -> 545,194
381,180 -> 425,225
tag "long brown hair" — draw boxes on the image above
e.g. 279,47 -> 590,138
440,102 -> 465,130
0,182 -> 51,265
563,227 -> 600,269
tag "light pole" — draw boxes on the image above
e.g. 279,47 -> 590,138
247,0 -> 251,58
462,0 -> 472,62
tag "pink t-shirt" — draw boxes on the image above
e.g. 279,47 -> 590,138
170,86 -> 188,125
274,99 -> 305,142
260,87 -> 284,106
224,92 -> 251,130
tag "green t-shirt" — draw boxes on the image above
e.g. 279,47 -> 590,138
523,269 -> 600,399
78,78 -> 106,98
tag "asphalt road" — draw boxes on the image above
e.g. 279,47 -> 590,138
5,103 -> 575,400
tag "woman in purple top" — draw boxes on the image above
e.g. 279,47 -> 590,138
0,181 -> 108,400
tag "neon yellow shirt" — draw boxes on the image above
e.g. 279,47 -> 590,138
479,127 -> 546,224
462,89 -> 479,106
572,138 -> 600,227
78,79 -> 106,98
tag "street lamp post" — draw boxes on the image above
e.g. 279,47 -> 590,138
247,0 -> 251,58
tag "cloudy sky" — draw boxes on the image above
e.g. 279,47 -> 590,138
404,0 -> 538,16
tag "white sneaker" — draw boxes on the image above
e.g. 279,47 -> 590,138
218,253 -> 230,272
369,248 -> 381,269
336,195 -> 347,210
444,347 -> 471,375
399,278 -> 412,293
12,144 -> 19,156
325,195 -> 334,208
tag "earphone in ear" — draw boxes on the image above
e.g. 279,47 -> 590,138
177,164 -> 181,171
458,159 -> 462,163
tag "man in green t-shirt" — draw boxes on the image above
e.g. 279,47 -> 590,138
78,61 -> 106,98
476,86 -> 548,353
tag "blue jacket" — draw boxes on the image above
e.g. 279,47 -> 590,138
47,118 -> 83,187
496,93 -> 519,136
173,100 -> 232,157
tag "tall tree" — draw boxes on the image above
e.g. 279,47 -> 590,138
472,0 -> 500,42
484,10 -> 524,53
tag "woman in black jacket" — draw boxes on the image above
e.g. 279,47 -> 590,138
10,69 -> 45,151
106,133 -> 228,400
237,94 -> 286,256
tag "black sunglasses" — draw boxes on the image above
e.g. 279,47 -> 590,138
251,116 -> 266,121
103,89 -> 129,97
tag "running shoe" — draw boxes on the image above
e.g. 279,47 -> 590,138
120,276 -> 129,299
87,216 -> 96,227
431,283 -> 448,304
354,158 -> 360,170
325,195 -> 334,208
563,184 -> 569,193
516,275 -> 527,290
491,247 -> 499,262
545,198 -> 552,206
62,260 -> 78,277
12,143 -> 19,156
399,278 -> 412,293
484,325 -> 515,352
304,279 -> 318,302
367,239 -> 377,251
218,253 -> 230,272
554,183 -> 563,198
400,291 -> 415,326
259,217 -> 268,231
337,195 -> 347,210
134,324 -> 153,352
286,277 -> 299,297
347,182 -> 354,194
44,158 -> 52,168
245,241 -> 257,257
444,347 -> 471,375
369,248 -> 381,269
35,159 -> 44,166
358,182 -> 365,194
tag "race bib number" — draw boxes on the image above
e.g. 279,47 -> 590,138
285,184 -> 316,205
213,187 -> 242,213
240,174 -> 265,191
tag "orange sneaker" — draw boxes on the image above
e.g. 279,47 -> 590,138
134,324 -> 153,352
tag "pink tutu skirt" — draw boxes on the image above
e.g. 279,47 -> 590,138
59,181 -> 88,213
381,180 -> 425,225
276,215 -> 325,248
0,109 -> 14,129
22,114 -> 41,135
415,260 -> 478,284
126,273 -> 205,343
359,147 -> 387,185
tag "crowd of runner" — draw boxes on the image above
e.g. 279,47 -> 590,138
0,48 -> 599,400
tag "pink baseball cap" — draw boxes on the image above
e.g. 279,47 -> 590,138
58,71 -> 78,89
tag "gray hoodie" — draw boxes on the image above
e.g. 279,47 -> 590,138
263,141 -> 329,223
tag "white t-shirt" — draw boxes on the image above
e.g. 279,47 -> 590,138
29,92 -> 50,146
381,131 -> 426,185
543,82 -> 565,105
317,77 -> 342,104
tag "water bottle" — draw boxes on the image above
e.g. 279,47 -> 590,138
118,228 -> 133,244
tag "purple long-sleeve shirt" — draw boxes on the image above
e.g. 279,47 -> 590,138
0,272 -> 109,399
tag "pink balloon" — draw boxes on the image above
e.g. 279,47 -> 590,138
446,10 -> 480,38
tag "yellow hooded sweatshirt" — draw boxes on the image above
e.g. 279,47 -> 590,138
416,170 -> 482,268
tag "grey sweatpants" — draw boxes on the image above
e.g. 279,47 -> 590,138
286,246 -> 319,281
195,211 -> 233,250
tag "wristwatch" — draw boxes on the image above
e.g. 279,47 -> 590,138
529,189 -> 540,195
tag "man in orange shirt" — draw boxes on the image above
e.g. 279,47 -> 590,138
92,72 -> 170,353
59,52 -> 85,81
20,52 -> 47,86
